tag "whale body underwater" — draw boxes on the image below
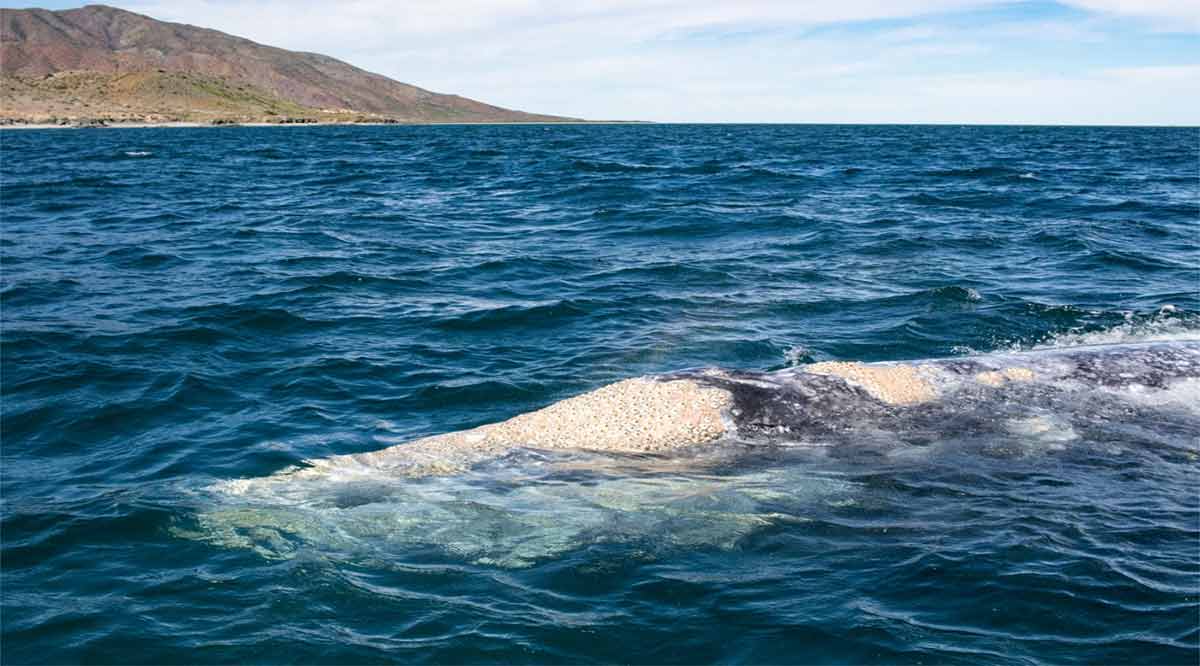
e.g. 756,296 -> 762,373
193,339 -> 1200,566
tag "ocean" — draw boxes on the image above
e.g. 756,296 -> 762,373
1,124 -> 1197,664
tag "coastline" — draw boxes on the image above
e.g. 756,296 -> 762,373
0,120 -> 647,130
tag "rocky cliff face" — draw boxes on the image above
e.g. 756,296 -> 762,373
0,4 -> 576,124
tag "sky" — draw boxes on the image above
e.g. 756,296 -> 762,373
5,0 -> 1199,124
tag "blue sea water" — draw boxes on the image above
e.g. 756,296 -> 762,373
1,124 -> 1198,665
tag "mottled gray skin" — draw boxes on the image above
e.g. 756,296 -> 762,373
673,341 -> 1200,446
920,341 -> 1200,389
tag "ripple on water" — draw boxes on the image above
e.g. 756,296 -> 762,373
1,124 -> 1197,665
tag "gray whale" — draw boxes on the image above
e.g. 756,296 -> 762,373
221,339 -> 1200,485
195,339 -> 1200,566
687,339 -> 1200,443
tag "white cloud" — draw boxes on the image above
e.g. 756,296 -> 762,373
113,0 -> 1200,124
894,67 -> 1200,125
128,1 -> 1000,56
1103,63 -> 1200,81
1059,0 -> 1200,31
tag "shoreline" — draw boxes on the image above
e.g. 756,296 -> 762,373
4,120 -> 1189,131
0,120 -> 647,130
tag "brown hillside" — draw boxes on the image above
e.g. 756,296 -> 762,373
0,4 -> 578,124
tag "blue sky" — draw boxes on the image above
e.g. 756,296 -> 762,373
5,1 -> 1198,124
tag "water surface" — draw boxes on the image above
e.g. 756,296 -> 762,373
2,124 -> 1198,664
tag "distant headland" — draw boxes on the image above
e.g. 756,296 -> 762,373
0,4 -> 586,127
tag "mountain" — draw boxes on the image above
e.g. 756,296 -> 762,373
0,4 -> 578,125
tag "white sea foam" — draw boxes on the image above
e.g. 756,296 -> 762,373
1005,415 -> 1078,448
1031,310 -> 1200,351
124,150 -> 152,157
782,344 -> 812,366
1106,377 -> 1200,414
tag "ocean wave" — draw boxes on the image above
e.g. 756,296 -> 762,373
278,270 -> 427,292
4,123 -> 1197,665
433,300 -> 592,331
1032,309 -> 1200,350
1,175 -> 129,196
923,165 -> 1025,179
570,158 -> 661,174
101,247 -> 190,269
0,279 -> 84,307
1061,248 -> 1187,272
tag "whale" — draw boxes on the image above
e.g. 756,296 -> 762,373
220,339 -> 1200,484
189,339 -> 1200,566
